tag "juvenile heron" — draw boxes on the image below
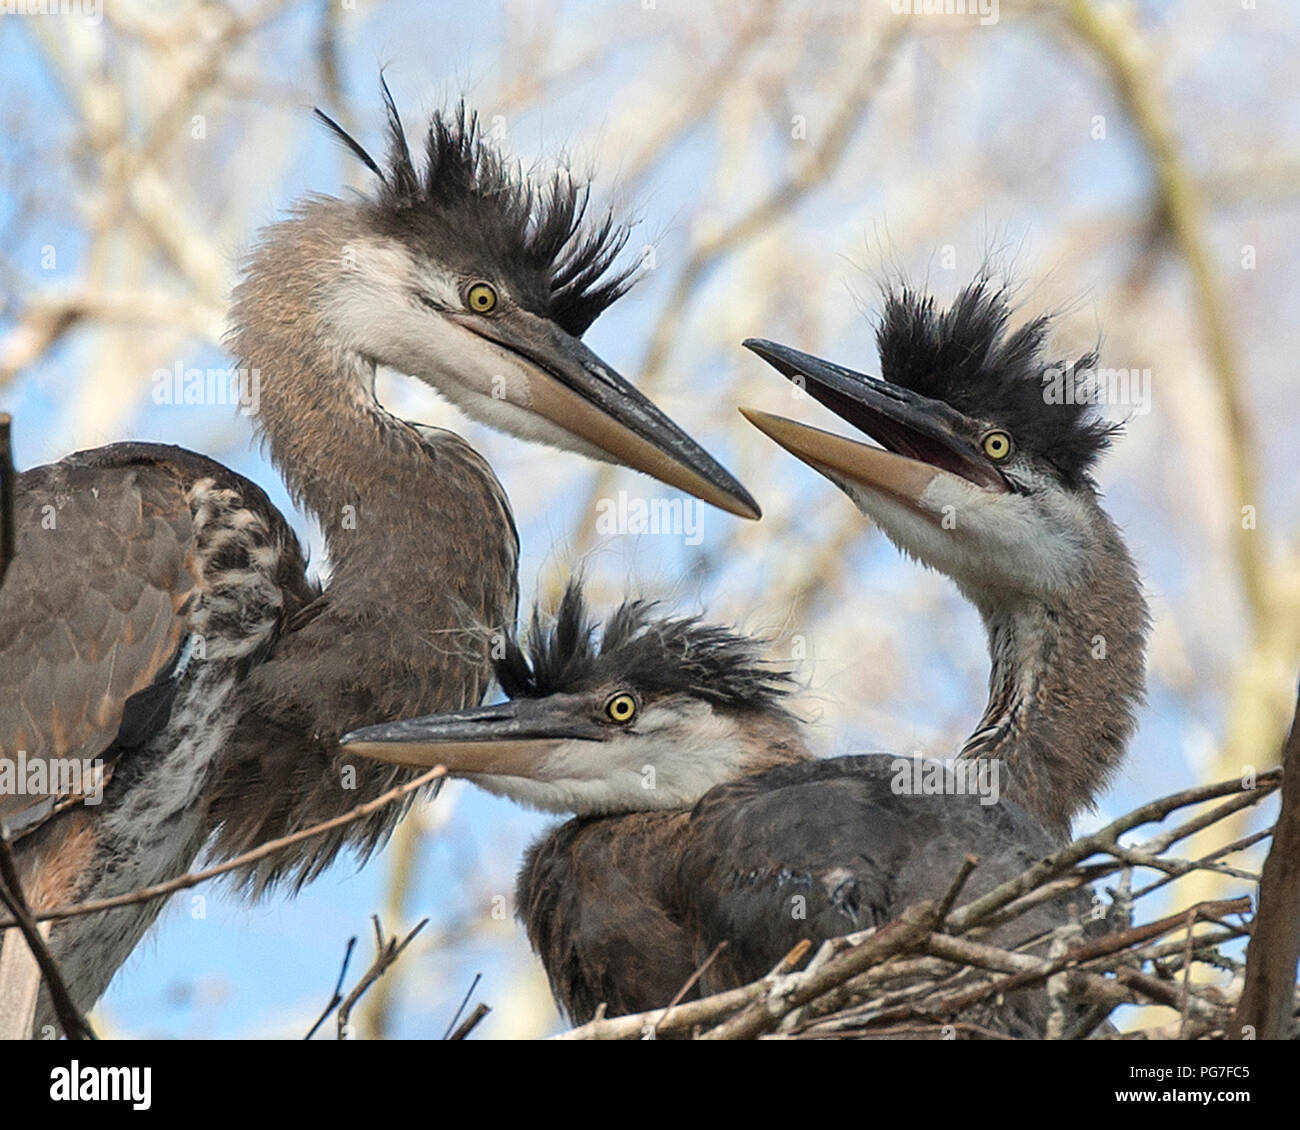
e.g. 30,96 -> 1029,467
0,87 -> 757,1036
743,280 -> 1149,841
342,584 -> 1082,1034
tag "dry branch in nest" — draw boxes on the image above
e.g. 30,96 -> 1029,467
559,769 -> 1292,1041
0,413 -> 13,587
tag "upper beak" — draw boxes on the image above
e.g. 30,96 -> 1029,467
340,697 -> 602,776
740,338 -> 1008,506
454,309 -> 761,520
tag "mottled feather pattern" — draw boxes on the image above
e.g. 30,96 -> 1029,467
201,424 -> 519,893
2,444 -> 316,1030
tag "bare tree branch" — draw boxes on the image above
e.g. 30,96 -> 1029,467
1234,689 -> 1300,1039
0,413 -> 13,586
336,916 -> 428,1040
304,933 -> 357,1040
0,767 -> 447,932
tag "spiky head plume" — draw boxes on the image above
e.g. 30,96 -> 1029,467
876,279 -> 1121,486
495,583 -> 796,714
314,80 -> 636,336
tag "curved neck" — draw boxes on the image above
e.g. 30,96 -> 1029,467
226,221 -> 520,701
959,516 -> 1148,841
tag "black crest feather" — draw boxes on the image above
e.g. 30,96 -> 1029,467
315,79 -> 636,336
495,583 -> 796,713
876,279 -> 1122,485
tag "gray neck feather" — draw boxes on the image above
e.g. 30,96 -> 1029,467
959,509 -> 1148,841
228,209 -> 417,543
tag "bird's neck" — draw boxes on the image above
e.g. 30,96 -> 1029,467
227,258 -> 518,680
255,346 -> 413,549
960,520 -> 1148,841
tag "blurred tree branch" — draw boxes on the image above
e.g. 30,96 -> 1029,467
547,15 -> 907,605
1057,0 -> 1300,918
1060,0 -> 1261,622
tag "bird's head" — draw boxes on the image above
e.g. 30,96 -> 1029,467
340,583 -> 806,816
742,281 -> 1123,603
242,83 -> 757,518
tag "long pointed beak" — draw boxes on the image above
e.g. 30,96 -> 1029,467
340,698 -> 601,775
455,310 -> 761,519
739,407 -> 945,508
741,338 -> 1008,502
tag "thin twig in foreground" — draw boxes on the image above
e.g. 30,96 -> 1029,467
447,1002 -> 491,1041
937,855 -> 979,926
0,766 -> 447,931
305,934 -> 357,1040
0,834 -> 95,1040
0,413 -> 14,585
337,916 -> 427,1040
443,972 -> 483,1040
651,941 -> 729,1039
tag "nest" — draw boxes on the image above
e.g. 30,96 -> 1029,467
558,769 -> 1288,1040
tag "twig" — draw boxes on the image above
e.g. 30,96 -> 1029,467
651,941 -> 728,1038
558,981 -> 769,1041
442,972 -> 483,1041
304,934 -> 357,1040
1133,827 -> 1274,900
0,834 -> 94,1040
1234,691 -> 1300,1039
699,900 -> 941,1041
0,766 -> 447,931
447,1003 -> 491,1042
937,855 -> 979,926
337,916 -> 428,1040
884,898 -> 1249,1029
0,413 -> 13,585
945,770 -> 1279,935
1114,967 -> 1224,1022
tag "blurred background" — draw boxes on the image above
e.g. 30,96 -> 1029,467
1,0 -> 1296,1038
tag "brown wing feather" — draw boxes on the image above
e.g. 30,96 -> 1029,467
517,812 -> 696,1023
0,457 -> 198,832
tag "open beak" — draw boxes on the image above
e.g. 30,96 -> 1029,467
340,697 -> 601,776
740,338 -> 1008,508
452,309 -> 760,520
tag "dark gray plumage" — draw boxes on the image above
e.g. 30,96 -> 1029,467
317,88 -> 635,337
343,586 -> 1085,1035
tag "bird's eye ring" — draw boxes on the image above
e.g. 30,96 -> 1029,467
604,692 -> 638,725
981,430 -> 1013,461
466,282 -> 498,313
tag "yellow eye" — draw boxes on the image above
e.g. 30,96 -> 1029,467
981,430 -> 1012,460
466,282 -> 498,313
605,693 -> 638,725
